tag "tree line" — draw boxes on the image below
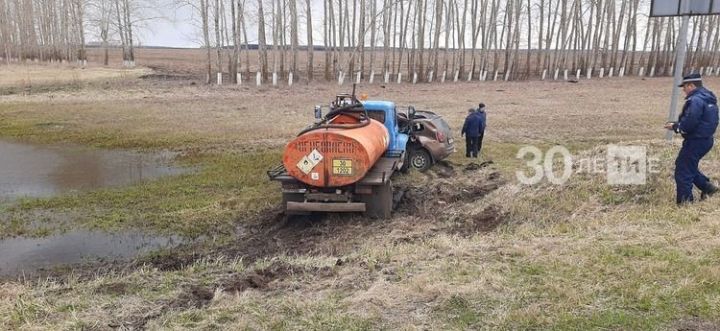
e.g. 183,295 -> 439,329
3,0 -> 720,83
0,0 -> 153,67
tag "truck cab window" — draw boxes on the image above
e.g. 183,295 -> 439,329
367,111 -> 386,123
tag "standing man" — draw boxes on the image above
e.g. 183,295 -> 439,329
477,103 -> 487,157
665,73 -> 719,204
461,108 -> 481,158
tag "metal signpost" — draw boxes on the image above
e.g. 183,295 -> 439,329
651,0 -> 720,140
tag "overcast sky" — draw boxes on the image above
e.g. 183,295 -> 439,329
137,5 -> 198,48
126,1 -> 326,48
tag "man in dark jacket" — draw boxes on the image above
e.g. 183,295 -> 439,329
665,73 -> 719,204
462,108 -> 482,158
477,103 -> 487,156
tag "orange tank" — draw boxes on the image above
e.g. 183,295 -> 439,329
283,114 -> 389,187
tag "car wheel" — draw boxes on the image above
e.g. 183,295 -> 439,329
409,148 -> 433,172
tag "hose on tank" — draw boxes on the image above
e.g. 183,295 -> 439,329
297,102 -> 371,136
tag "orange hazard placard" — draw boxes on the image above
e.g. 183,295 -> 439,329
332,159 -> 353,176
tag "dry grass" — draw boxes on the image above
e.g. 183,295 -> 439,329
0,64 -> 684,150
0,64 -> 148,89
1,63 -> 720,329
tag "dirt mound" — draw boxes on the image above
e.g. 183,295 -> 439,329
448,172 -> 502,203
462,161 -> 492,172
389,160 -> 509,238
112,284 -> 215,329
220,261 -> 335,293
171,284 -> 215,309
451,205 -> 507,235
431,161 -> 457,178
398,161 -> 504,214
140,73 -> 196,81
220,261 -> 303,292
143,64 -> 199,77
222,272 -> 269,292
138,251 -> 200,272
675,318 -> 720,331
93,282 -> 133,296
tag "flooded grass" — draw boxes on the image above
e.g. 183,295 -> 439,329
0,230 -> 184,278
0,140 -> 185,200
2,151 -> 282,238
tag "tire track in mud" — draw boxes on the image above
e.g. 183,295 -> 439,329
217,160 -> 508,266
397,160 -> 508,236
119,161 -> 507,328
45,160 -> 509,280
19,161 -> 509,329
131,160 -> 507,277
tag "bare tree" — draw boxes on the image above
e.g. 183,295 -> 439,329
111,0 -> 160,67
213,0 -> 222,81
304,0 -> 313,80
0,0 -> 10,63
433,0 -> 443,76
381,0 -> 390,77
229,0 -> 243,83
358,0 -> 365,77
289,0 -> 298,76
257,0 -> 268,80
88,0 -> 115,65
200,0 -> 212,82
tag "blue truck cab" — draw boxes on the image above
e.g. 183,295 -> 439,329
362,100 -> 409,158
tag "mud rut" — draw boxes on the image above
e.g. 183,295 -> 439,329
35,161 -> 508,329
217,160 -> 507,263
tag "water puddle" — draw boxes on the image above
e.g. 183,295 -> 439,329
0,230 -> 183,278
0,140 -> 185,200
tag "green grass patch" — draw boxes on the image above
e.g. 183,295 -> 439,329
491,241 -> 720,330
0,81 -> 83,96
433,294 -> 485,329
0,113 -> 202,150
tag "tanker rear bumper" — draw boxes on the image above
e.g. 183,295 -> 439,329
269,156 -> 401,219
286,202 -> 366,213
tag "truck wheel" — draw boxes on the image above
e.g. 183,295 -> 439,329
399,151 -> 410,173
409,148 -> 433,172
364,180 -> 393,219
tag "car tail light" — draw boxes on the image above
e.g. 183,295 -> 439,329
436,131 -> 446,143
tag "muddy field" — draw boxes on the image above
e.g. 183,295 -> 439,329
1,61 -> 720,330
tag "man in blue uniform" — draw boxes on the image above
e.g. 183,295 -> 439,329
665,73 -> 719,204
462,108 -> 482,158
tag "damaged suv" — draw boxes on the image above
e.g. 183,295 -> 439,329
398,108 -> 456,171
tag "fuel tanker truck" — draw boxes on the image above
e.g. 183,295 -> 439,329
268,91 -> 411,219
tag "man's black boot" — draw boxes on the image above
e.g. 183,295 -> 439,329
701,183 -> 719,201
